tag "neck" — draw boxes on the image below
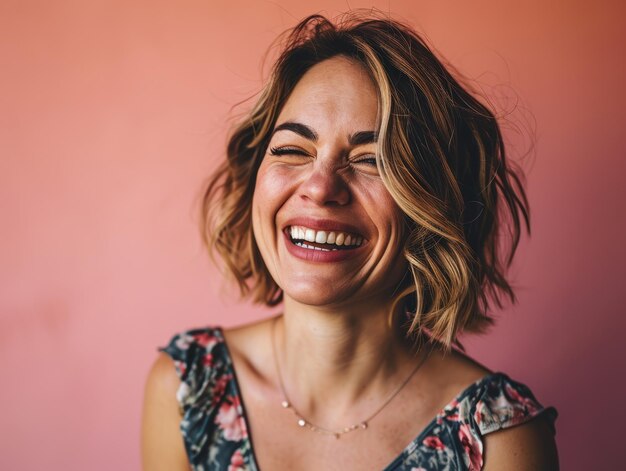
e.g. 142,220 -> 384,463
273,296 -> 421,427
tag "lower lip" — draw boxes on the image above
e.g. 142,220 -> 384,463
283,231 -> 365,263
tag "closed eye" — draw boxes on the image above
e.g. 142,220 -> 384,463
352,155 -> 378,166
349,154 -> 379,176
269,146 -> 310,157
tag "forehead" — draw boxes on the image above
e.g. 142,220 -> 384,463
276,56 -> 379,135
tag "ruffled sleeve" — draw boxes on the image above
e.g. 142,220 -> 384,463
158,327 -> 253,469
472,373 -> 558,435
159,328 -> 230,414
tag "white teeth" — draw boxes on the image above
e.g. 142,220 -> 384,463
315,231 -> 327,244
295,241 -> 334,251
288,225 -> 364,249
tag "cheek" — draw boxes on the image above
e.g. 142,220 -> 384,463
252,165 -> 294,216
358,180 -> 405,232
367,183 -> 408,263
255,165 -> 289,201
251,164 -> 295,242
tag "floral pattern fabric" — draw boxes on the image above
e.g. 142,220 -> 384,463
161,327 -> 557,471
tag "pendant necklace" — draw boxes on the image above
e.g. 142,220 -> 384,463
270,316 -> 429,439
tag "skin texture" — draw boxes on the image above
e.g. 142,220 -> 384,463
251,56 -> 408,310
482,416 -> 559,470
141,353 -> 188,471
141,56 -> 559,470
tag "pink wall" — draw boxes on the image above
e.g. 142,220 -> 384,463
1,1 -> 624,469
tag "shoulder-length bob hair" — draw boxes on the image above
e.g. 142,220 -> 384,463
201,13 -> 530,348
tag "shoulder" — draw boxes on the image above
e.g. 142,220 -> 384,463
160,326 -> 226,363
142,327 -> 235,470
420,341 -> 493,403
141,352 -> 189,470
159,325 -> 265,468
469,373 -> 559,470
423,343 -> 558,433
420,347 -> 559,470
158,326 -> 230,410
457,373 -> 558,470
482,410 -> 559,470
144,351 -> 182,399
470,373 -> 558,435
221,316 -> 277,384
157,321 -> 274,406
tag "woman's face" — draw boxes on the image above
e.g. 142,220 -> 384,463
252,56 -> 407,308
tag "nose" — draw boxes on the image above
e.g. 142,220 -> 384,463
298,161 -> 350,206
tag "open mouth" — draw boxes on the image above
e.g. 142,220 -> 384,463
286,225 -> 364,252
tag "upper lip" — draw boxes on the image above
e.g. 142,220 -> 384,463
282,217 -> 368,239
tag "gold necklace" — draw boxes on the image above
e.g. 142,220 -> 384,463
270,316 -> 429,439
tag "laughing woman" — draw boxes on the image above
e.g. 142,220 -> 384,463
141,13 -> 558,471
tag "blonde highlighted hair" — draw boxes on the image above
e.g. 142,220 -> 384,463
201,13 -> 530,348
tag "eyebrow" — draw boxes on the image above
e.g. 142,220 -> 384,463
272,122 -> 318,141
272,121 -> 378,146
349,130 -> 378,146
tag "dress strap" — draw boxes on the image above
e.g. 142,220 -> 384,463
469,373 -> 558,435
160,327 -> 229,413
159,327 -> 257,471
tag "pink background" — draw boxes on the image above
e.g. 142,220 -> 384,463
1,1 -> 624,469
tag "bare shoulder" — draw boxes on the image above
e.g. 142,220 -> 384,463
144,352 -> 182,398
141,353 -> 189,471
424,343 -> 559,470
222,316 -> 275,378
420,341 -> 493,400
482,415 -> 559,470
222,316 -> 274,350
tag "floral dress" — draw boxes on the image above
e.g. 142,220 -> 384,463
160,327 -> 557,471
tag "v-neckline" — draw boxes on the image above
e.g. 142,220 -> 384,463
217,326 -> 497,471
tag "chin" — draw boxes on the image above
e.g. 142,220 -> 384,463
282,278 -> 361,308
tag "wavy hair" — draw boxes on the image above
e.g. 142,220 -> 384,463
201,12 -> 530,348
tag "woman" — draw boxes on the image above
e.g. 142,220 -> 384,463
142,13 -> 558,471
